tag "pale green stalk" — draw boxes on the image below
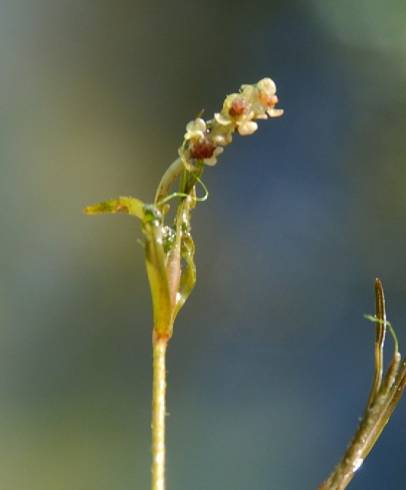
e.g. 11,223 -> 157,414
151,334 -> 168,490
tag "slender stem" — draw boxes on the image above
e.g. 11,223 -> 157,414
318,358 -> 406,490
318,279 -> 406,490
151,333 -> 169,490
367,278 -> 386,407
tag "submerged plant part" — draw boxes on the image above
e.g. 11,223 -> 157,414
318,279 -> 406,490
85,78 -> 283,490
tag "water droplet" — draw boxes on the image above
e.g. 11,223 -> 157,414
353,457 -> 363,472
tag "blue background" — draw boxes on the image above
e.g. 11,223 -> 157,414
1,1 -> 405,489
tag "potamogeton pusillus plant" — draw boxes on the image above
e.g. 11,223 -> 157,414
85,77 -> 283,490
84,78 -> 406,490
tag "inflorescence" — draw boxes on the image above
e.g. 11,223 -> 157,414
180,78 -> 283,168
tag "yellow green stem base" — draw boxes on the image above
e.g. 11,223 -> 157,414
151,333 -> 168,490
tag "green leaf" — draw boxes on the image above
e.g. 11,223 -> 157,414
144,220 -> 173,338
84,196 -> 145,220
173,232 -> 196,319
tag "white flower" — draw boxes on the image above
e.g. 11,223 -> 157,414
240,84 -> 256,99
267,107 -> 284,118
256,78 -> 283,118
257,78 -> 276,96
184,118 -> 207,140
213,93 -> 258,138
237,120 -> 258,136
214,112 -> 233,126
203,146 -> 224,166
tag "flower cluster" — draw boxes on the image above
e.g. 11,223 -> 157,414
179,77 -> 283,167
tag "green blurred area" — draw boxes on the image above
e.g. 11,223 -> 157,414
1,1 -> 406,489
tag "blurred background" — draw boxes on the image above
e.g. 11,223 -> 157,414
1,1 -> 406,489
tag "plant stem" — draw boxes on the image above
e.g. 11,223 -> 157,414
318,358 -> 406,490
367,278 -> 386,407
151,332 -> 169,490
318,279 -> 406,490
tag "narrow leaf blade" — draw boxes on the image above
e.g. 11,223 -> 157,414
84,196 -> 145,220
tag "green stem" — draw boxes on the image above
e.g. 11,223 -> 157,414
151,333 -> 169,490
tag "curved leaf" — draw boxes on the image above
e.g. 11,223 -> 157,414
84,196 -> 145,220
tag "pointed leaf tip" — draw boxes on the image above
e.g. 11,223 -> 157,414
84,196 -> 145,220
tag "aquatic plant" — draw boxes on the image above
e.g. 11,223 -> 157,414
85,78 -> 405,490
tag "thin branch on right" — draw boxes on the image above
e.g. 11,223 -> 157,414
319,278 -> 406,490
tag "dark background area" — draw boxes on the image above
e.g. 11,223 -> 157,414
1,1 -> 406,489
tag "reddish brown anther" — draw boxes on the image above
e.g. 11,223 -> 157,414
190,140 -> 216,160
229,98 -> 247,117
259,92 -> 279,108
